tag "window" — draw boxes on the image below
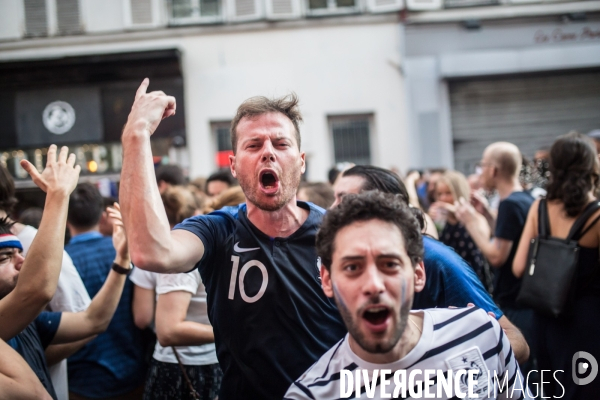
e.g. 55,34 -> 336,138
169,0 -> 223,24
329,115 -> 372,165
23,0 -> 82,37
306,0 -> 359,14
212,121 -> 232,168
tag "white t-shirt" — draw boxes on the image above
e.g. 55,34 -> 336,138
152,270 -> 218,366
17,225 -> 92,400
285,308 -> 533,400
129,267 -> 158,291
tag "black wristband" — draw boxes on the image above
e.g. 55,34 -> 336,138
112,262 -> 132,275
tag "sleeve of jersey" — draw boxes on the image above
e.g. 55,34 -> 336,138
34,311 -> 62,349
173,213 -> 233,271
433,245 -> 503,319
493,318 -> 534,399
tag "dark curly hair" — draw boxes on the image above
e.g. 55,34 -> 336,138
316,191 -> 423,271
342,165 -> 425,230
546,131 -> 600,217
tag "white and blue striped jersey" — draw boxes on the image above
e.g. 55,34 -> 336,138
285,307 -> 533,400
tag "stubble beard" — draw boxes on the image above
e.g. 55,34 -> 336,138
238,163 -> 302,212
336,294 -> 412,354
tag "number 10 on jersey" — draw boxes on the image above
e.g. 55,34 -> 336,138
228,256 -> 269,303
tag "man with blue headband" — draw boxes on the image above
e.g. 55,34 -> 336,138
0,145 -> 132,400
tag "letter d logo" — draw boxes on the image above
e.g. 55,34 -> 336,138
572,351 -> 598,386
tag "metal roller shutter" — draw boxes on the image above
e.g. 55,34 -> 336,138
449,70 -> 600,174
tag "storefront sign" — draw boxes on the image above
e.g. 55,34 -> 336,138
535,26 -> 600,44
0,143 -> 122,180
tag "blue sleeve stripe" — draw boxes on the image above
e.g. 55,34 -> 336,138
433,306 -> 479,331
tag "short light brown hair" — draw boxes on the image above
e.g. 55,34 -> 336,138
230,93 -> 302,154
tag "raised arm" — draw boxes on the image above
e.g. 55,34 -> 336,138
51,204 -> 130,344
120,78 -> 203,273
0,146 -> 80,340
0,338 -> 52,400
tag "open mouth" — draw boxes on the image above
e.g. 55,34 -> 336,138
362,306 -> 391,328
259,170 -> 279,193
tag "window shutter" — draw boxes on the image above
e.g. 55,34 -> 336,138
265,0 -> 301,20
124,0 -> 164,28
24,0 -> 48,37
367,0 -> 403,13
405,0 -> 442,10
56,0 -> 81,35
226,0 -> 263,22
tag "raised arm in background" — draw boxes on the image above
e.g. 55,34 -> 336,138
0,338 -> 52,400
50,204 -> 130,344
120,79 -> 204,273
0,145 -> 80,341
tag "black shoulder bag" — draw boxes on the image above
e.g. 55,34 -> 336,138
516,199 -> 600,318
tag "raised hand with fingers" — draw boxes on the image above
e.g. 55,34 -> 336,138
123,78 -> 177,138
20,144 -> 80,196
107,203 -> 130,266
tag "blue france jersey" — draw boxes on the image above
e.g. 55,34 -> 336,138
175,201 -> 347,400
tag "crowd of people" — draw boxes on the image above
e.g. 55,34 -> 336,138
0,78 -> 598,400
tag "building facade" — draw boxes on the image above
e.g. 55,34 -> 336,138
1,0 -> 599,189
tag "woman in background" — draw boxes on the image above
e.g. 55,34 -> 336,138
513,132 -> 600,399
429,170 -> 493,292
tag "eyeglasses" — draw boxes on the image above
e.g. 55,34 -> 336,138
0,249 -> 22,266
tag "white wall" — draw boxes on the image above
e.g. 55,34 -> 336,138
178,22 -> 407,180
0,0 -> 23,41
0,19 -> 407,181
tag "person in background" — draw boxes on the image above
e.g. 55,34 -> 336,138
130,186 -> 223,399
428,170 -> 493,292
424,168 -> 446,210
156,164 -> 186,194
98,197 -> 118,237
513,132 -> 600,399
18,207 -> 43,229
205,169 -> 238,198
145,259 -> 221,400
201,185 -> 246,215
0,160 -> 91,400
1,146 -> 131,400
65,183 -> 146,400
331,164 -> 530,364
455,141 -> 535,375
297,182 -> 335,209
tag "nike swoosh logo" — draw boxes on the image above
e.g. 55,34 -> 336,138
234,242 -> 260,253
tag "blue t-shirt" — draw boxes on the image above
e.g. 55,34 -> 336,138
8,311 -> 61,400
493,191 -> 534,308
65,232 -> 146,398
175,202 -> 347,400
414,236 -> 503,319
